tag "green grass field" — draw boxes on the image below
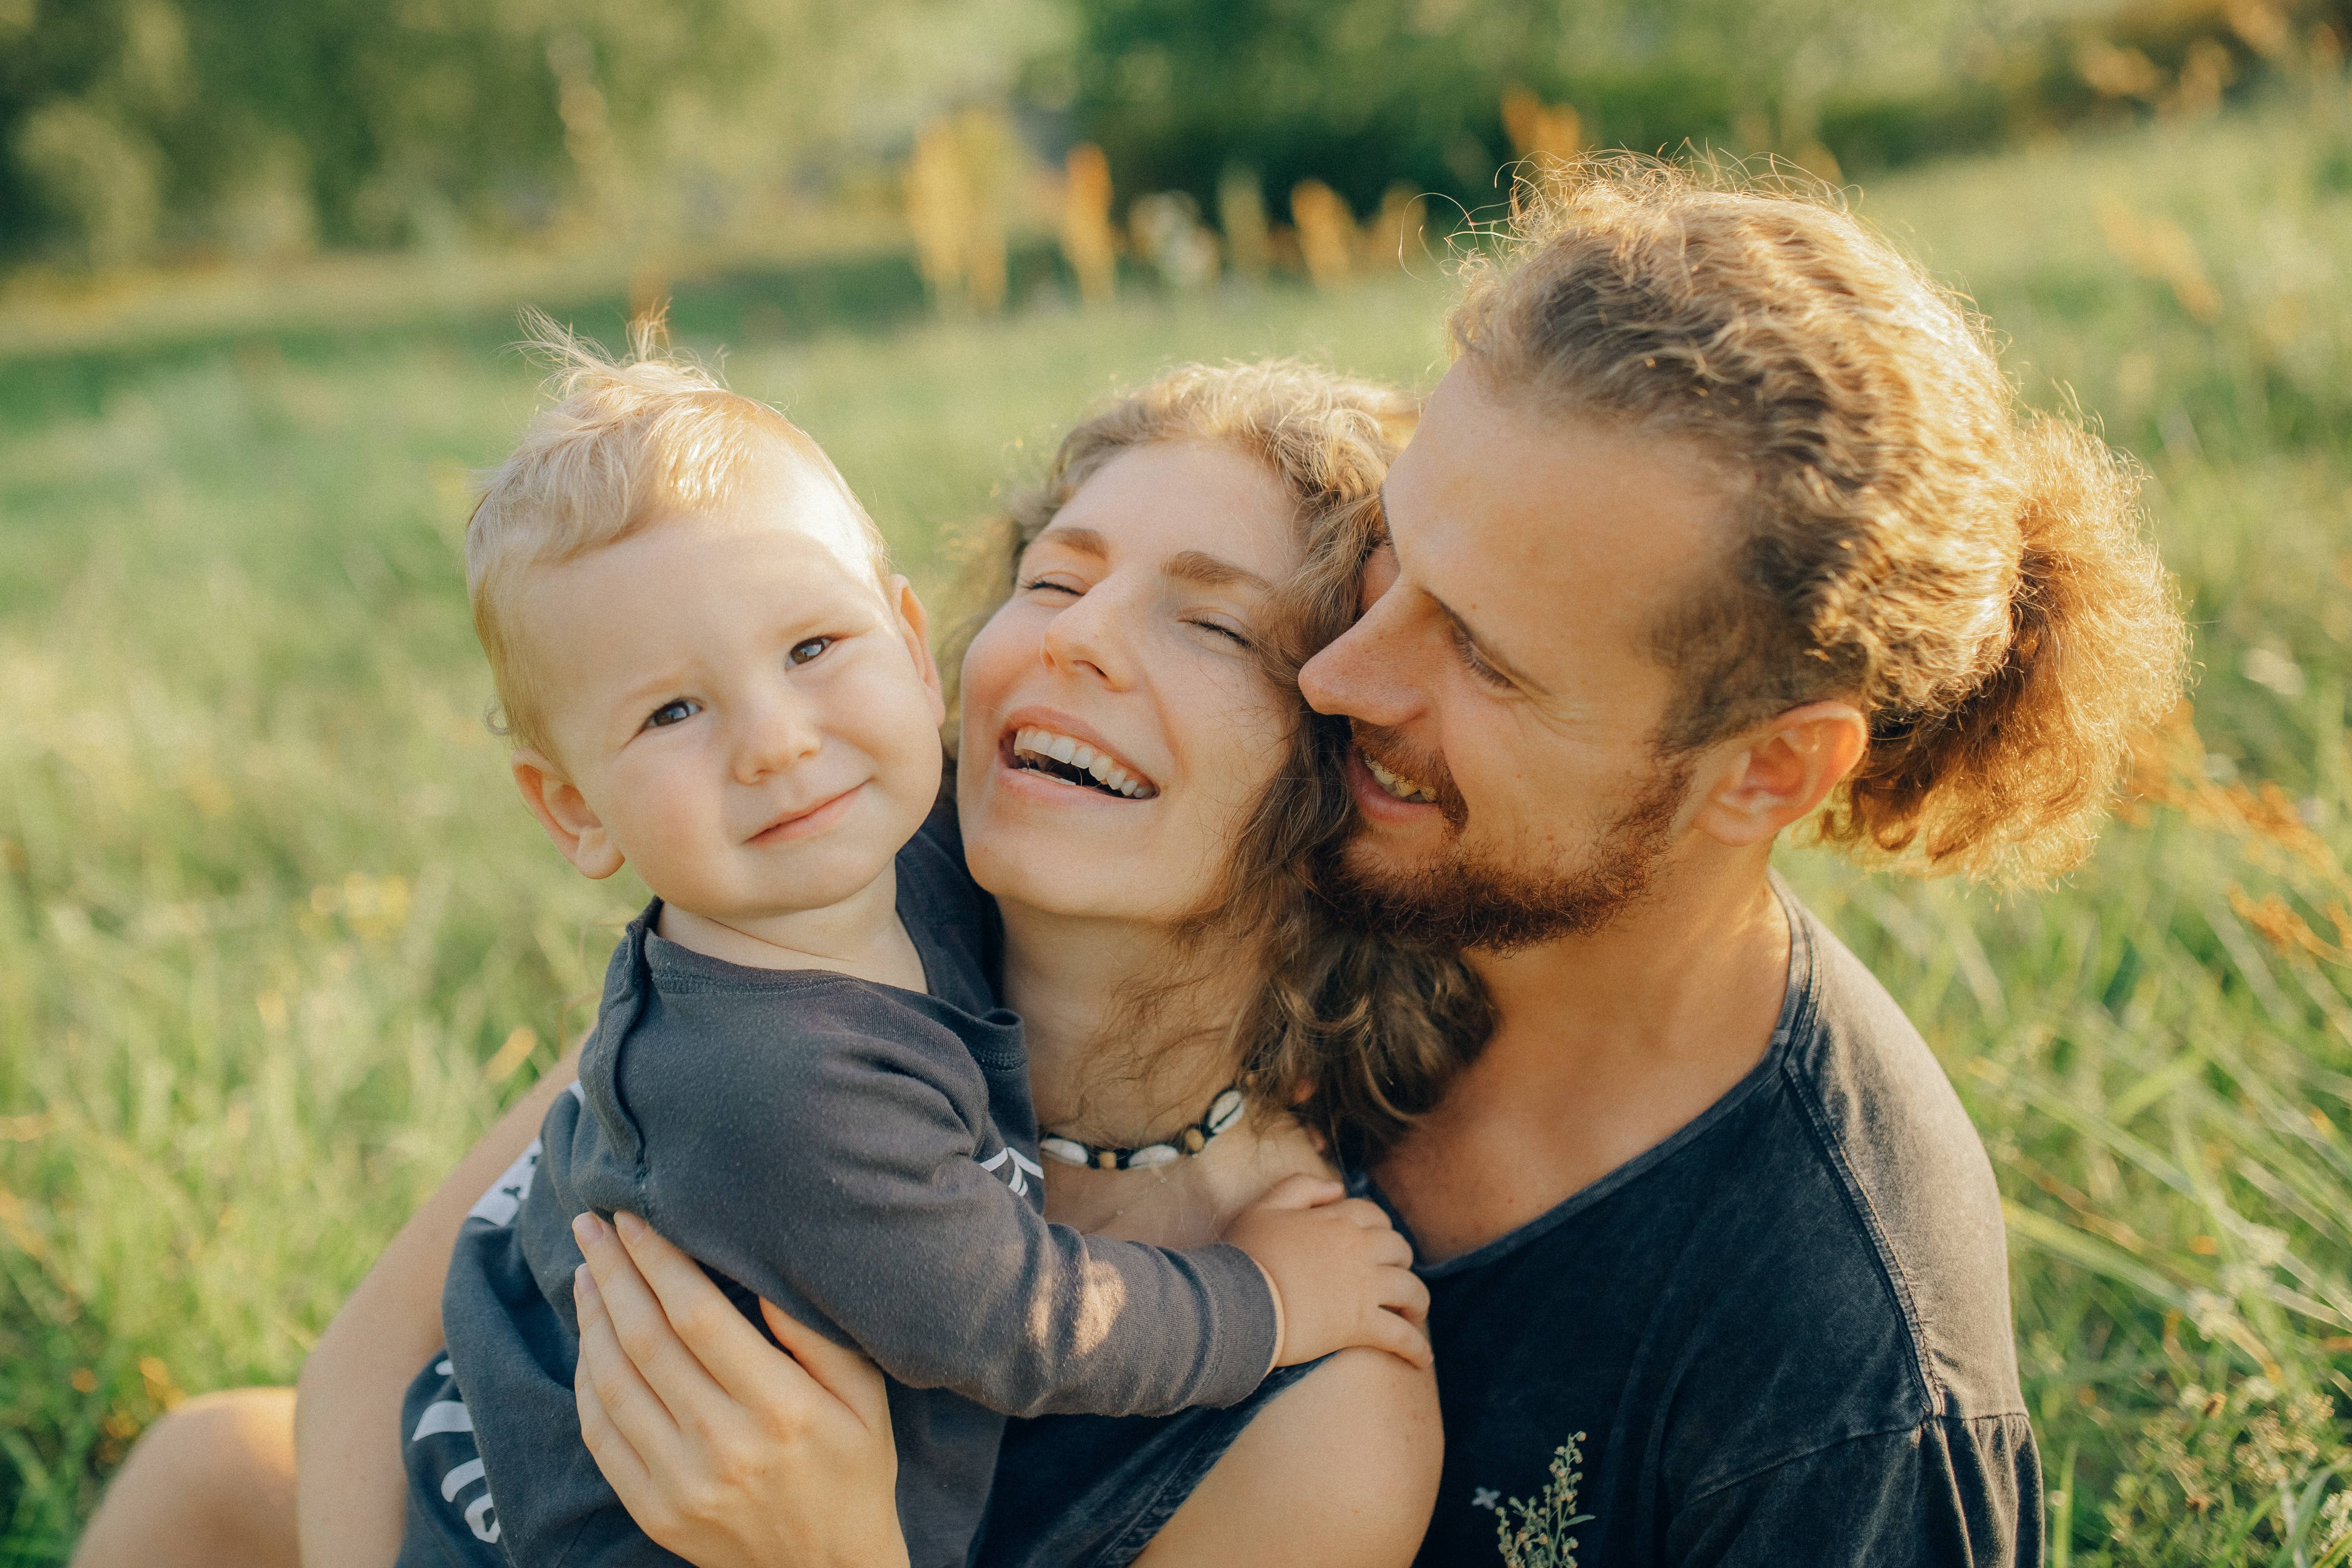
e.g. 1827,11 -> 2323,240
6,88 -> 2352,1565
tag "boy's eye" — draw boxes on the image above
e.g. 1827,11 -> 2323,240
789,637 -> 833,665
644,698 -> 700,730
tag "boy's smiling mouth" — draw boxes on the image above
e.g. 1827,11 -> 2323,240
746,783 -> 866,844
1004,725 -> 1157,799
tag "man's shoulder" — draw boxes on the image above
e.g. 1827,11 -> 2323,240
1411,892 -> 2034,1563
1425,889 -> 2024,1434
1773,894 -> 2024,1421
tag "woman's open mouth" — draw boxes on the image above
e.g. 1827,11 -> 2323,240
1006,726 -> 1158,799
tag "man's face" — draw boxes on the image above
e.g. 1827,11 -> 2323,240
1296,364 -> 1740,951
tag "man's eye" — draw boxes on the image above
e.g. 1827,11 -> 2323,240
644,699 -> 700,730
789,637 -> 833,665
1452,625 -> 1513,689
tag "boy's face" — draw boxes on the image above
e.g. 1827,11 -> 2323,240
508,445 -> 944,924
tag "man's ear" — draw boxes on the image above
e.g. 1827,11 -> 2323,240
889,575 -> 947,727
512,749 -> 625,879
1687,701 -> 1868,849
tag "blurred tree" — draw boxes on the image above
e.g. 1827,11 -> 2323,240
1027,0 -> 2352,226
0,0 -> 1067,270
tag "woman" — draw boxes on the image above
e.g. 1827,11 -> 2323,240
75,361 -> 1485,1568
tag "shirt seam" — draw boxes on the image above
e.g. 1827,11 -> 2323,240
1683,1409 -> 2033,1508
1773,904 -> 1948,1420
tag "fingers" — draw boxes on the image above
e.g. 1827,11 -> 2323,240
1362,1304 -> 1436,1371
1249,1173 -> 1346,1212
573,1262 -> 696,1488
756,1299 -> 896,1434
606,1212 -> 795,1412
574,1290 -> 663,1519
1379,1265 -> 1431,1328
575,1214 -> 729,1421
1363,1225 -> 1416,1269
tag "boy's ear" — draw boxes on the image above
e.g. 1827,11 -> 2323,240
1686,701 -> 1868,849
889,575 -> 946,726
512,749 -> 625,879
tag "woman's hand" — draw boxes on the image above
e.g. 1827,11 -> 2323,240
572,1211 -> 909,1568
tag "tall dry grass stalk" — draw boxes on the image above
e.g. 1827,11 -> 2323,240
1218,167 -> 1272,282
1060,144 -> 1119,306
1288,179 -> 1357,289
1502,88 -> 1583,169
905,108 -> 1022,315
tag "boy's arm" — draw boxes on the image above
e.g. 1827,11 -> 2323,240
294,1039 -> 583,1568
629,1024 -> 1413,1420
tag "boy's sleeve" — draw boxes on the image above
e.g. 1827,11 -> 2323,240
622,1000 -> 1281,1420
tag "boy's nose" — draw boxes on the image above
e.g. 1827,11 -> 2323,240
732,695 -> 823,783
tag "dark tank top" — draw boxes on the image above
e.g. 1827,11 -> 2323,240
971,1359 -> 1329,1567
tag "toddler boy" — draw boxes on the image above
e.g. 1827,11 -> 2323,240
394,332 -> 1420,1568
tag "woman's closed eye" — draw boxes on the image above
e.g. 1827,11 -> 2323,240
1187,615 -> 1252,649
1020,574 -> 1083,598
643,697 -> 702,730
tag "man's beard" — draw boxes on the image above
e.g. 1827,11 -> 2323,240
1319,722 -> 1691,954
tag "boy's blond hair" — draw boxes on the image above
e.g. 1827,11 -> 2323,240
468,313 -> 889,755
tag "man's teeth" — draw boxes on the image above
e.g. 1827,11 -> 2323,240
1362,752 -> 1437,804
1012,727 -> 1152,798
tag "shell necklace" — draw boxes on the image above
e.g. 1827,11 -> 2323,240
1039,1082 -> 1248,1172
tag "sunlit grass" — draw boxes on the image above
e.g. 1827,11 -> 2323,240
5,83 -> 2352,1564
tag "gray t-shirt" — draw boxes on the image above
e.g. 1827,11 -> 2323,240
398,817 -> 1279,1568
1389,878 -> 2039,1566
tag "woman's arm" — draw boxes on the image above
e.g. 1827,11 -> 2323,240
292,1040 -> 583,1568
1133,1348 -> 1441,1568
568,1197 -> 1437,1568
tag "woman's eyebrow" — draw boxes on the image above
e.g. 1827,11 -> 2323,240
1029,524 -> 1109,559
1164,549 -> 1270,591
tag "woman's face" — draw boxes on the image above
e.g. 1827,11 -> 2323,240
957,440 -> 1302,928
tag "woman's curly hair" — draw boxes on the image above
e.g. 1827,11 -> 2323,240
1454,157 -> 2186,882
942,360 -> 1491,1159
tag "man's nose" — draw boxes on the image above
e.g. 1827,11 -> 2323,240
1300,578 -> 1420,726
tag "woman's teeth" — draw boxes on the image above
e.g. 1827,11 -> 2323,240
1363,751 -> 1437,804
1011,727 -> 1154,798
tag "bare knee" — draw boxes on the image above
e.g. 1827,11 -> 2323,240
74,1387 -> 299,1568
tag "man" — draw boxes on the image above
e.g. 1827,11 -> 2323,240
1296,164 -> 2180,1564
